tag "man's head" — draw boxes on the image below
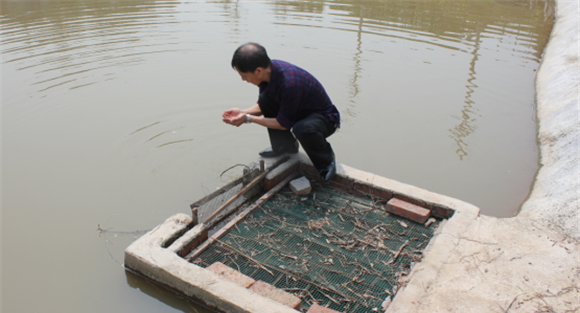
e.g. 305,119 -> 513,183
231,42 -> 271,73
231,43 -> 272,85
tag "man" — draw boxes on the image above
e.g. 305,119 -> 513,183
222,42 -> 340,182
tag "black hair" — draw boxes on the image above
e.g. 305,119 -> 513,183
231,42 -> 271,73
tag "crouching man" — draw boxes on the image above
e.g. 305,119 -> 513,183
222,42 -> 340,182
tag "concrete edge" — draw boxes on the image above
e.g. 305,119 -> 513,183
126,156 -> 483,313
294,152 -> 478,217
518,0 -> 580,243
124,214 -> 299,313
343,163 -> 480,237
167,223 -> 208,256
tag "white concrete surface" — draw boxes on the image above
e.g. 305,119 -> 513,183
389,215 -> 579,313
518,0 -> 580,243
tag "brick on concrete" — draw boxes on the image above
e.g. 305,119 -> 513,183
206,262 -> 255,288
386,198 -> 431,224
306,303 -> 341,313
248,280 -> 302,310
432,205 -> 455,219
289,176 -> 312,195
393,194 -> 428,208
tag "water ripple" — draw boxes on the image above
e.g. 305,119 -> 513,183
1,0 -> 183,93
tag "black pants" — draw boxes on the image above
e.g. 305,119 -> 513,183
258,93 -> 337,170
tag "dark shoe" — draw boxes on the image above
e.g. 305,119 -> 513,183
319,158 -> 336,182
259,142 -> 299,158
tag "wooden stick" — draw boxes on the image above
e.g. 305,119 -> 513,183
204,156 -> 290,226
386,240 -> 409,265
186,171 -> 298,261
191,207 -> 199,226
218,241 -> 276,276
190,172 -> 252,208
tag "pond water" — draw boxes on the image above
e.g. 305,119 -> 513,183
2,0 -> 553,312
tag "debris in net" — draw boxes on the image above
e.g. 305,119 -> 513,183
397,220 -> 408,228
193,184 -> 438,312
385,240 -> 409,265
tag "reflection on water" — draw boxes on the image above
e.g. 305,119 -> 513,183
265,0 -> 553,159
2,0 -> 553,312
349,11 -> 364,118
452,30 -> 481,160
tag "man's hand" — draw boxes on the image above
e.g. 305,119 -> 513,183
222,108 -> 247,127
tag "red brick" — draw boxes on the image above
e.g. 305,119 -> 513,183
353,182 -> 371,194
328,180 -> 353,193
300,164 -> 319,179
393,194 -> 428,208
306,303 -> 341,313
206,262 -> 255,288
248,280 -> 302,310
354,182 -> 393,200
330,174 -> 354,189
329,181 -> 365,196
386,198 -> 431,224
432,205 -> 455,219
176,228 -> 208,257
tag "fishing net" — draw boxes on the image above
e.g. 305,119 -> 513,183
191,165 -> 263,225
191,183 -> 440,312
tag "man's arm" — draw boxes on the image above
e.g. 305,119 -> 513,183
241,103 -> 262,116
247,115 -> 287,130
223,103 -> 287,130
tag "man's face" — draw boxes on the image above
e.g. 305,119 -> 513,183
236,67 -> 263,86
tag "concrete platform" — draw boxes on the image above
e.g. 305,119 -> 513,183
125,151 -> 578,312
124,153 -> 476,312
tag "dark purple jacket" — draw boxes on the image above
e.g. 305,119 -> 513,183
258,60 -> 340,129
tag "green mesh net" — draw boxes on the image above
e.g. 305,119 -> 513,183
191,183 -> 439,312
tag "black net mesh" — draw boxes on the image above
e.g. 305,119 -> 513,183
192,184 -> 440,312
194,168 -> 262,224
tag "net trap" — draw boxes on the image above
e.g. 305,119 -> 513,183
125,154 -> 465,313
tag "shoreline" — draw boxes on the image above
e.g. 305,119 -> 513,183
518,0 -> 579,242
388,3 -> 580,309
